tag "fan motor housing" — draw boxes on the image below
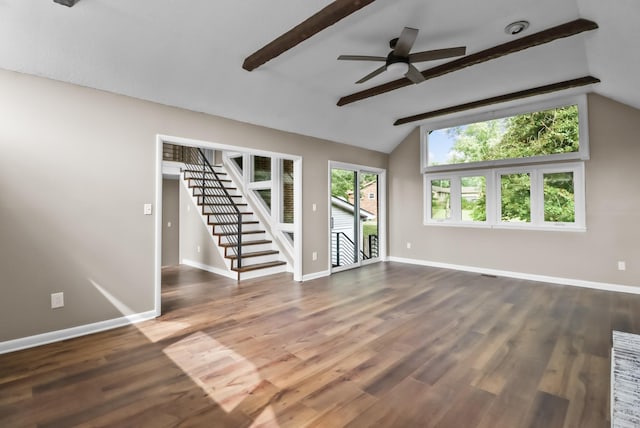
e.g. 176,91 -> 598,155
386,52 -> 409,67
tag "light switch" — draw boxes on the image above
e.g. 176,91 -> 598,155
312,203 -> 317,212
167,221 -> 172,228
144,203 -> 152,215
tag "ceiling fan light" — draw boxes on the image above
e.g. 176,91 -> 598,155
387,61 -> 409,76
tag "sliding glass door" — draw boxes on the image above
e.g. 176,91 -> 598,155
330,163 -> 384,272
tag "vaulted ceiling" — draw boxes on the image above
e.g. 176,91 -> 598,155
0,0 -> 637,153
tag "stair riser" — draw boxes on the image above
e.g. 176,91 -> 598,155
196,195 -> 245,206
184,171 -> 226,179
224,243 -> 273,256
218,233 -> 266,245
207,214 -> 255,224
191,187 -> 241,198
212,223 -> 261,234
231,254 -> 282,269
202,205 -> 251,214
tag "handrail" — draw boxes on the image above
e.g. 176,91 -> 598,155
182,147 -> 243,269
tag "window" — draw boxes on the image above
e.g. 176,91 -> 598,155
252,156 -> 271,182
281,159 -> 294,224
421,96 -> 589,173
421,95 -> 587,231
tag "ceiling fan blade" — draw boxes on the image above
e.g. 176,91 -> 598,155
405,64 -> 425,84
338,55 -> 386,61
356,65 -> 387,84
393,27 -> 419,57
409,46 -> 467,62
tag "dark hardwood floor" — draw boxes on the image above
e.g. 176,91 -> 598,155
2,262 -> 639,427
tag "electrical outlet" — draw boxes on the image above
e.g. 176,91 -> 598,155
407,242 -> 412,249
143,203 -> 152,215
197,245 -> 201,253
618,261 -> 626,271
312,251 -> 318,261
167,221 -> 172,228
312,203 -> 317,212
51,292 -> 64,309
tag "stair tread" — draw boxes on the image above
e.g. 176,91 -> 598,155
189,185 -> 237,190
187,177 -> 232,182
209,221 -> 259,226
232,260 -> 287,273
219,239 -> 272,248
184,169 -> 226,174
215,230 -> 264,236
227,250 -> 279,260
200,203 -> 248,206
208,212 -> 253,215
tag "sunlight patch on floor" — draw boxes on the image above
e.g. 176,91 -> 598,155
163,331 -> 264,414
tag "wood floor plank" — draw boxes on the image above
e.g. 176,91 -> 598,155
0,263 -> 636,427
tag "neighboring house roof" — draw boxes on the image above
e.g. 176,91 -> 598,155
331,196 -> 375,220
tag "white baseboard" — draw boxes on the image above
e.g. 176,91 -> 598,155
301,269 -> 331,282
0,310 -> 157,355
387,256 -> 640,295
181,259 -> 236,280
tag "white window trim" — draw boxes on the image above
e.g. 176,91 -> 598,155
424,162 -> 585,232
420,94 -> 589,174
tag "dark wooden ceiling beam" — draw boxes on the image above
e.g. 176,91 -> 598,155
393,76 -> 600,126
338,18 -> 598,106
53,0 -> 80,7
243,0 -> 376,72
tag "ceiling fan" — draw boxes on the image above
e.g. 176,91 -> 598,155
338,27 -> 466,84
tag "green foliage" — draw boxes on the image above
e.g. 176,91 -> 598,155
331,171 -> 378,200
331,170 -> 355,199
447,105 -> 579,222
500,173 -> 531,222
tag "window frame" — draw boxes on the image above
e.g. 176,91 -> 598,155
420,95 -> 589,174
424,162 -> 585,231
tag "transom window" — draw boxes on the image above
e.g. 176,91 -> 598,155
421,96 -> 588,231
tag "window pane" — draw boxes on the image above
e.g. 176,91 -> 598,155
461,176 -> 486,221
431,179 -> 451,219
255,189 -> 271,210
428,105 -> 579,166
231,156 -> 243,171
501,173 -> 530,222
281,159 -> 294,224
544,172 -> 575,222
252,156 -> 271,181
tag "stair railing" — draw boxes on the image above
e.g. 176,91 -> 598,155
183,147 -> 243,269
333,232 -> 372,267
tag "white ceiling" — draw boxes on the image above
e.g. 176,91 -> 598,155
0,0 -> 637,153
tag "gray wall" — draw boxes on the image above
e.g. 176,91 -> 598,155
161,178 -> 180,266
0,68 -> 387,342
179,181 -> 228,271
388,94 -> 640,287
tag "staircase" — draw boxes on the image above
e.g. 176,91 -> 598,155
182,147 -> 287,280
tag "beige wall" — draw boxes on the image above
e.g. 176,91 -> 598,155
0,69 -> 387,342
179,181 -> 228,271
161,178 -> 180,266
388,94 -> 640,287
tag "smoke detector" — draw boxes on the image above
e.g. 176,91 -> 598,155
505,20 -> 530,35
